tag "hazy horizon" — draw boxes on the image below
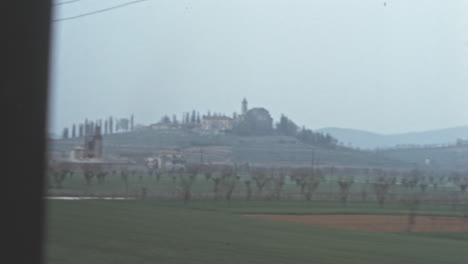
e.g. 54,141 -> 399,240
48,0 -> 468,135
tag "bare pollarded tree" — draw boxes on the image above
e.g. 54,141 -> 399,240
177,165 -> 199,204
289,167 -> 324,201
459,190 -> 468,228
166,168 -> 177,184
244,180 -> 253,200
462,202 -> 468,229
87,164 -> 107,184
427,171 -> 440,190
401,193 -> 421,232
417,170 -> 429,193
419,182 -> 429,193
128,169 -> 140,182
209,167 -> 224,200
212,176 -> 222,199
120,166 -> 130,194
438,173 -> 447,189
201,164 -> 213,181
49,161 -> 71,188
270,169 -> 287,200
302,168 -> 323,202
137,170 -> 144,182
455,173 -> 468,212
251,168 -> 271,198
290,168 -> 307,195
82,163 -> 97,186
204,169 -> 212,181
47,161 -> 57,189
337,175 -> 354,207
96,167 -> 108,184
372,170 -> 395,208
458,174 -> 468,194
155,170 -> 162,183
404,168 -> 422,190
358,168 -> 371,202
221,166 -> 239,206
146,167 -> 154,178
447,171 -> 468,210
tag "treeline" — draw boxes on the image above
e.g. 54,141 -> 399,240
159,110 -> 202,126
276,114 -> 338,148
61,114 -> 134,139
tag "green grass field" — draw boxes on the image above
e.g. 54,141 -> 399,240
45,200 -> 468,264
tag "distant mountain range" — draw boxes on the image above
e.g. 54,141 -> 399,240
317,126 -> 468,149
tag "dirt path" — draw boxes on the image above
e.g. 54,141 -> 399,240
243,214 -> 468,232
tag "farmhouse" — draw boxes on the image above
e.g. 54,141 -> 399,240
201,115 -> 234,132
146,150 -> 186,171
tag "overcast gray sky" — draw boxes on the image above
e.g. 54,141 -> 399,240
48,0 -> 468,135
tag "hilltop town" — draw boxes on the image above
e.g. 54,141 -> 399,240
58,98 -> 339,151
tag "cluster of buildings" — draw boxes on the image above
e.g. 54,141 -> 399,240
150,98 -> 273,135
145,150 -> 186,171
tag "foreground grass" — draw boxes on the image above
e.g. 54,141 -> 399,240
45,200 -> 468,264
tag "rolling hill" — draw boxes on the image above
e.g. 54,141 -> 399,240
318,126 -> 468,149
49,129 -> 410,169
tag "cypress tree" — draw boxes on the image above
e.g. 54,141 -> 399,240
109,117 -> 113,134
62,127 -> 69,139
191,110 -> 196,123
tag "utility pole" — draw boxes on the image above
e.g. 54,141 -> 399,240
311,150 -> 316,170
199,148 -> 204,165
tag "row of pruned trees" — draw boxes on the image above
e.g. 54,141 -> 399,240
47,162 -> 468,208
46,162 -> 468,233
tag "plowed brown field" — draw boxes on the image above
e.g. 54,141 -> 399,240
243,214 -> 468,232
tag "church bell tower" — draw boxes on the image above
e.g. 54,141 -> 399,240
242,98 -> 248,115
